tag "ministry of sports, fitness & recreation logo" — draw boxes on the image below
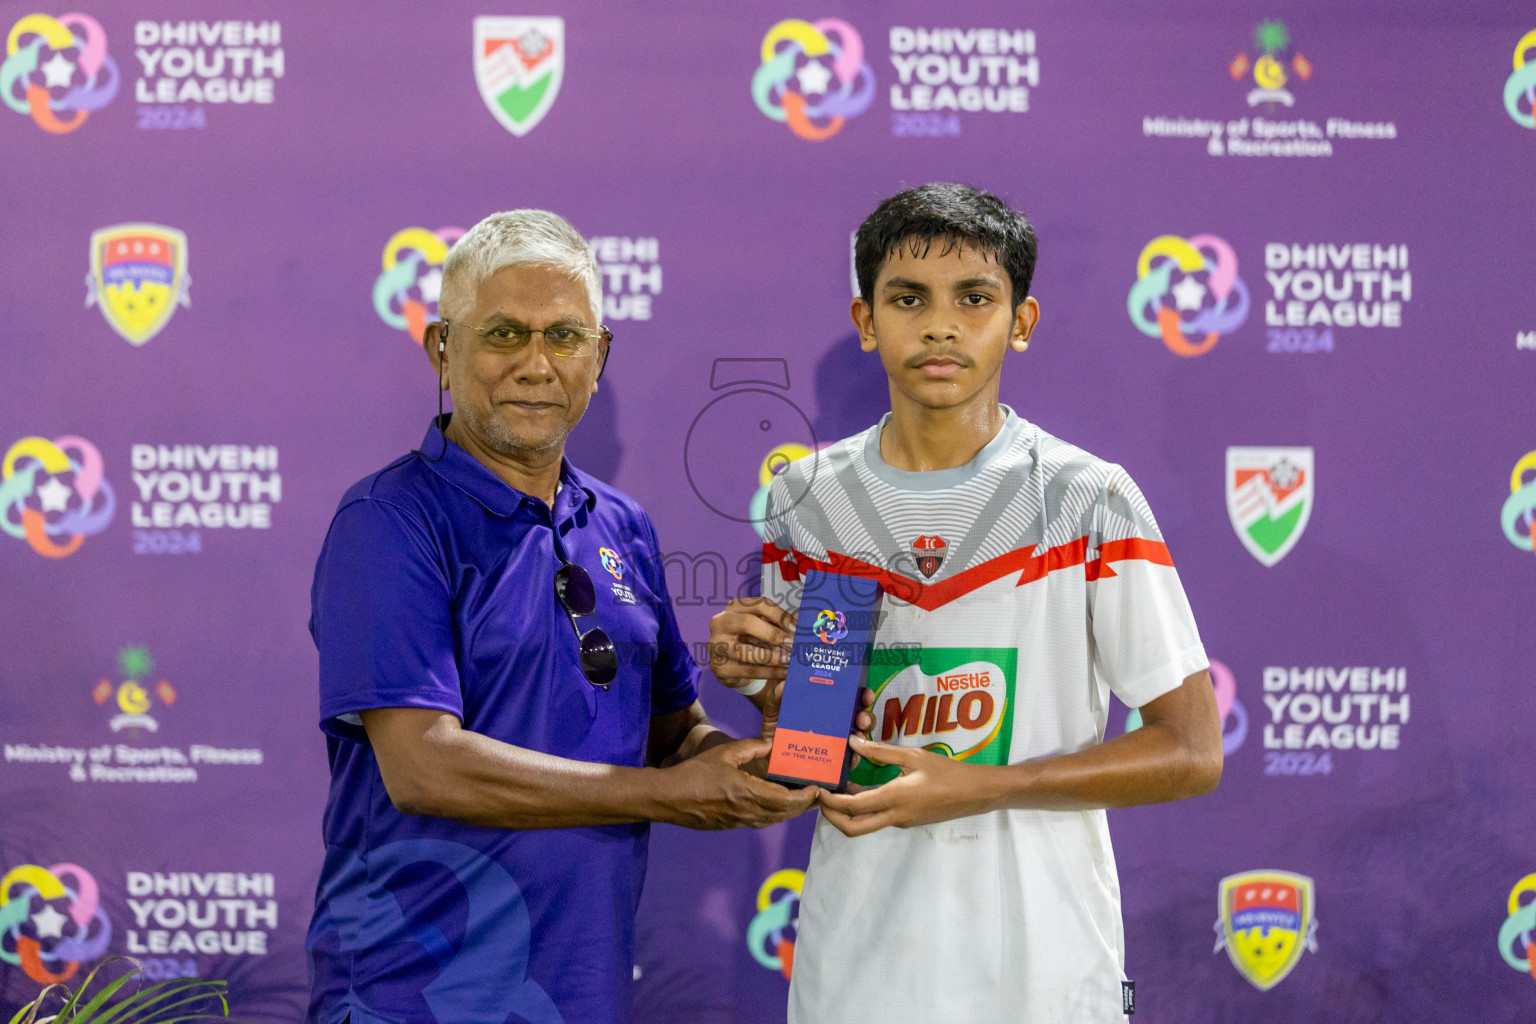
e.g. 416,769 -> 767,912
87,224 -> 190,346
1,13 -> 118,133
0,863 -> 113,983
1214,869 -> 1317,990
1128,235 -> 1250,357
373,227 -> 465,343
1226,447 -> 1313,567
1,436 -> 115,559
92,645 -> 177,733
1230,20 -> 1311,107
752,19 -> 875,141
474,17 -> 563,137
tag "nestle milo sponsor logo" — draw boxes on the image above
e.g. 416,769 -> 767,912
852,647 -> 1017,786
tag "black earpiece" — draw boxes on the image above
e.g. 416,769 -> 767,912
413,321 -> 451,463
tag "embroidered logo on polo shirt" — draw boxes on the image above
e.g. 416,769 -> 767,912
599,547 -> 637,605
599,547 -> 624,579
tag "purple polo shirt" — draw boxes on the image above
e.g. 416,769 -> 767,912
305,419 -> 699,1024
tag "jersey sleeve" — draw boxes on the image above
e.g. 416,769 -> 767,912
1083,466 -> 1209,708
639,512 -> 701,717
310,498 -> 462,740
760,477 -> 807,616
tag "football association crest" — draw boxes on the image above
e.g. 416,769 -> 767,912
911,535 -> 947,578
1214,870 -> 1318,990
474,17 -> 563,137
86,224 -> 190,346
1226,447 -> 1313,567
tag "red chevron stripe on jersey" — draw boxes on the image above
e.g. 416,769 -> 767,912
762,537 -> 1174,612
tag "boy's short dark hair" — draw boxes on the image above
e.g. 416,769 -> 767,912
854,183 -> 1038,311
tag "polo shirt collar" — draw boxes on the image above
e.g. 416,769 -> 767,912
419,416 -> 598,520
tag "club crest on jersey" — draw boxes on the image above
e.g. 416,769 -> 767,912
1214,870 -> 1318,990
1226,447 -> 1313,567
474,17 -> 564,137
911,534 -> 947,578
86,224 -> 190,346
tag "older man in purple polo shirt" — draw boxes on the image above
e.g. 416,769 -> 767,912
305,210 -> 815,1024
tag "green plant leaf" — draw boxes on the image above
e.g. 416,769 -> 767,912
10,982 -> 67,1024
67,969 -> 144,1021
87,980 -> 227,1024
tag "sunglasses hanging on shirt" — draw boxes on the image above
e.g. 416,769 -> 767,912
553,558 -> 619,689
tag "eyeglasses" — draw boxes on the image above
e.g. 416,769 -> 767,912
460,320 -> 612,358
552,558 -> 618,689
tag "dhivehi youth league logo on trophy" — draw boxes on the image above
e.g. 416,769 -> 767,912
1226,447 -> 1313,567
812,609 -> 846,644
473,17 -> 563,137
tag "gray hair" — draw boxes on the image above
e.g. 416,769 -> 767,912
438,209 -> 602,325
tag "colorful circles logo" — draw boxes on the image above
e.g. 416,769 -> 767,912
746,869 -> 803,979
373,227 -> 465,343
1,14 -> 119,134
1501,451 -> 1536,555
752,19 -> 875,141
1503,31 -> 1536,128
0,863 -> 113,984
1128,235 -> 1251,357
813,609 -> 847,644
1127,658 -> 1247,754
598,546 -> 624,580
1,436 -> 115,559
1499,874 -> 1536,980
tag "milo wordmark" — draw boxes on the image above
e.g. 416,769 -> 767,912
851,647 -> 1016,786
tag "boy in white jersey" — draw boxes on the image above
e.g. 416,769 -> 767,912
706,184 -> 1222,1023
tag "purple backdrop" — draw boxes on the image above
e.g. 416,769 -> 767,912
3,1 -> 1534,1021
